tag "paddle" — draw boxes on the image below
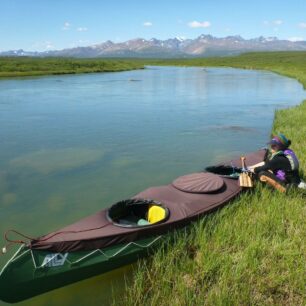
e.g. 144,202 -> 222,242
239,156 -> 253,187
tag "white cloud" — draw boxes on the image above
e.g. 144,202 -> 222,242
32,41 -> 55,51
188,21 -> 211,28
143,22 -> 153,27
263,20 -> 283,27
62,22 -> 71,30
45,41 -> 54,49
69,40 -> 91,48
273,20 -> 283,25
288,37 -> 305,42
298,22 -> 306,29
78,39 -> 90,44
77,27 -> 88,32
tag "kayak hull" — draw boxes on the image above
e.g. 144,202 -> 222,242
0,149 -> 267,303
0,235 -> 163,303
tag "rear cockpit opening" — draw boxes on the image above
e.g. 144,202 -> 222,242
205,165 -> 242,179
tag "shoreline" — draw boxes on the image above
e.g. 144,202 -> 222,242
114,52 -> 306,305
117,102 -> 306,304
0,57 -> 145,78
1,52 -> 306,90
1,52 -> 305,304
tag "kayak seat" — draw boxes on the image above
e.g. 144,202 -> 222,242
107,199 -> 169,227
137,218 -> 150,226
148,205 -> 167,224
118,215 -> 139,226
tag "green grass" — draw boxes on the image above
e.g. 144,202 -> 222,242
144,51 -> 306,89
2,52 -> 306,83
0,57 -> 144,77
2,52 -> 305,305
121,189 -> 305,306
113,52 -> 306,306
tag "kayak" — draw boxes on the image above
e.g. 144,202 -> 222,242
0,149 -> 266,303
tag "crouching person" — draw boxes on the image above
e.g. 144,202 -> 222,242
252,133 -> 305,192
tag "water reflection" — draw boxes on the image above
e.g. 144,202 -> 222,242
14,264 -> 135,306
0,67 -> 305,305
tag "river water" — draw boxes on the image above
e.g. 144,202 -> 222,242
0,66 -> 305,305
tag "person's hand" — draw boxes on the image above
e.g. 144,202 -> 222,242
247,166 -> 255,173
248,161 -> 264,172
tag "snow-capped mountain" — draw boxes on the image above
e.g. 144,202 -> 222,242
1,35 -> 306,58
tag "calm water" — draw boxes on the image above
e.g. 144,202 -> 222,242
0,66 -> 305,305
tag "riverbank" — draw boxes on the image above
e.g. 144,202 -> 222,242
0,57 -> 144,77
1,52 -> 305,304
145,51 -> 306,89
114,54 -> 306,305
1,52 -> 306,84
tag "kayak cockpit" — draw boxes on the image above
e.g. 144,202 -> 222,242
107,199 -> 169,227
205,165 -> 242,179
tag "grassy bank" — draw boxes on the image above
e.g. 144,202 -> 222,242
2,51 -> 306,82
2,52 -> 305,304
114,53 -> 306,305
0,57 -> 144,77
145,51 -> 306,89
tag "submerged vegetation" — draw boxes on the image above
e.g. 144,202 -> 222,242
1,52 -> 305,304
0,57 -> 144,77
112,52 -> 306,305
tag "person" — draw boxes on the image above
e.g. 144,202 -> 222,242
250,133 -> 305,192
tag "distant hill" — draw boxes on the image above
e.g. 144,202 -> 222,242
1,35 -> 306,58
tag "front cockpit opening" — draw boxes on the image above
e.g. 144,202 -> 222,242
107,199 -> 169,228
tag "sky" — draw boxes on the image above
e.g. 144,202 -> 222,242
1,0 -> 306,51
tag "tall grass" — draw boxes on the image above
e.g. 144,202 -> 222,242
114,52 -> 306,305
0,57 -> 144,77
273,102 -> 306,171
122,189 -> 305,305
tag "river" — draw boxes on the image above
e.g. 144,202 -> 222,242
0,66 -> 305,305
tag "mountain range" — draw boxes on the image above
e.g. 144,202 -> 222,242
1,35 -> 306,58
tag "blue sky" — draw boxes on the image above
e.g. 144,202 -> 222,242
1,0 -> 306,51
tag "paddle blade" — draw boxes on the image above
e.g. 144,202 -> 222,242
239,172 -> 253,187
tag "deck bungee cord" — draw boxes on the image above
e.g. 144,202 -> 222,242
1,221 -> 113,255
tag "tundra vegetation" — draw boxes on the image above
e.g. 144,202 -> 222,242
0,57 -> 144,77
0,52 -> 305,304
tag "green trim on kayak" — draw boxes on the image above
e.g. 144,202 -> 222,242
0,235 -> 163,303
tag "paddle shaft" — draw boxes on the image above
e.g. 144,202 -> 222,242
239,156 -> 253,187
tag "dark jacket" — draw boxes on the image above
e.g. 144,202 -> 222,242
254,153 -> 300,184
